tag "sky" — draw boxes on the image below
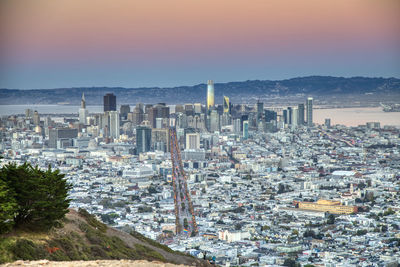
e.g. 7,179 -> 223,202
0,0 -> 399,89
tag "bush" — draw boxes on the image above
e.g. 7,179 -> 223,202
78,208 -> 107,232
129,230 -> 175,254
134,244 -> 165,262
90,245 -> 110,259
11,239 -> 46,261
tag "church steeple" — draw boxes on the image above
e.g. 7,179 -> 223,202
81,93 -> 86,109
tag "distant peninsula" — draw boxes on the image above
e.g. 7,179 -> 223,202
1,76 -> 399,106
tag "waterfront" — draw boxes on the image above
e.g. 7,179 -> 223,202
313,107 -> 400,127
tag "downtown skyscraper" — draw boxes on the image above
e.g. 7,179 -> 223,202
79,93 -> 88,124
104,93 -> 116,112
223,96 -> 230,114
306,97 -> 313,127
207,80 -> 214,110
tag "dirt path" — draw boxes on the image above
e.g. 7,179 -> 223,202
1,260 -> 190,267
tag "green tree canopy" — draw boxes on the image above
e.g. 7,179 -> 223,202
0,179 -> 18,234
0,162 -> 71,232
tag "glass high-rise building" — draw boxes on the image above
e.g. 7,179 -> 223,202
104,93 -> 116,112
223,96 -> 230,114
306,97 -> 313,127
297,103 -> 305,125
243,120 -> 249,140
109,111 -> 120,139
283,110 -> 288,124
207,80 -> 215,110
209,109 -> 220,133
287,107 -> 293,125
136,126 -> 152,154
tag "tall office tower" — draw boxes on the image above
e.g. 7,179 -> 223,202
193,103 -> 202,114
209,109 -> 220,132
234,118 -> 242,133
152,128 -> 170,152
306,97 -> 313,127
282,110 -> 288,124
120,105 -> 130,119
185,133 -> 200,149
297,103 -> 305,125
240,114 -> 249,131
207,80 -> 215,110
103,93 -> 116,112
131,103 -> 144,126
265,110 -> 277,123
136,126 -> 152,154
79,93 -> 88,124
109,111 -> 120,139
287,107 -> 293,125
243,120 -> 249,140
176,113 -> 188,129
33,110 -> 40,126
291,108 -> 298,129
223,96 -> 230,114
221,113 -> 231,127
147,106 -> 156,128
100,112 -> 110,136
256,101 -> 264,123
81,92 -> 86,108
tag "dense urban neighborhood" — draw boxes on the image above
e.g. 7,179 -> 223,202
1,92 -> 399,266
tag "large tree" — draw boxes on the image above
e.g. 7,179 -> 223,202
0,163 -> 71,231
0,179 -> 17,234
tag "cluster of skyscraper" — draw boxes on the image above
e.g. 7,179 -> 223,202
63,81 -> 315,153
204,80 -> 314,139
282,97 -> 314,128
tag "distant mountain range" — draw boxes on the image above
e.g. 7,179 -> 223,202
1,76 -> 399,105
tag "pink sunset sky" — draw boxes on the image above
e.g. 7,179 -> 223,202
0,0 -> 399,89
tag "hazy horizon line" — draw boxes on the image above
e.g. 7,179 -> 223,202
1,74 -> 399,91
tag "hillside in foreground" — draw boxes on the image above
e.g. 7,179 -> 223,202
0,209 -> 209,267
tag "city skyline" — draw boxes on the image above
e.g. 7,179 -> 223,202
1,0 -> 399,89
1,1 -> 400,265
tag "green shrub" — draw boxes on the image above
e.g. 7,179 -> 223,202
129,230 -> 174,254
134,244 -> 165,262
78,209 -> 107,232
11,239 -> 46,261
90,245 -> 110,259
